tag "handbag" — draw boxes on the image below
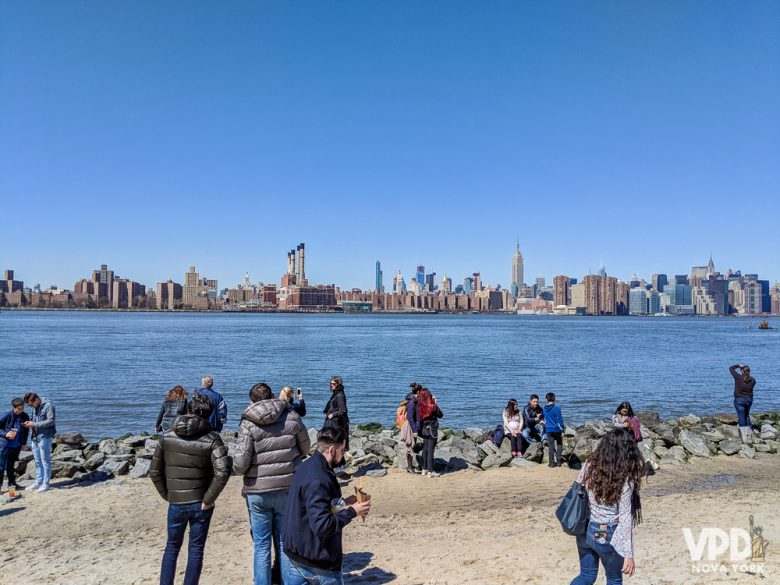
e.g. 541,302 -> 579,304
556,481 -> 590,536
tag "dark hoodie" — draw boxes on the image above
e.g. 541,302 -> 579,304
405,392 -> 420,434
233,398 -> 311,495
149,414 -> 230,506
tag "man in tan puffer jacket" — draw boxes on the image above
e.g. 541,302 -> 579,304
233,382 -> 311,585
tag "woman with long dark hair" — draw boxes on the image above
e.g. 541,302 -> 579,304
612,402 -> 642,443
323,376 -> 349,450
571,429 -> 644,585
503,399 -> 524,457
155,385 -> 188,434
417,388 -> 444,477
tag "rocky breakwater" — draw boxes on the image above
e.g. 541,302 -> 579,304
12,412 -> 780,486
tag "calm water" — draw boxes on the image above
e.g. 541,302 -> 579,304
1,311 -> 778,439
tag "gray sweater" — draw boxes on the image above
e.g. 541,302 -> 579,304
31,398 -> 57,439
232,398 -> 311,494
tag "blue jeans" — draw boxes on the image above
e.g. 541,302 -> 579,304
522,423 -> 546,444
160,502 -> 214,585
31,436 -> 53,486
247,490 -> 290,585
734,397 -> 753,427
570,521 -> 624,585
286,560 -> 344,585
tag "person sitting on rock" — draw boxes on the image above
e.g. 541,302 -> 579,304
521,394 -> 546,446
502,399 -> 524,457
612,402 -> 642,443
150,393 -> 230,585
155,385 -> 188,434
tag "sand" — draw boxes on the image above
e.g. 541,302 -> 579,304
0,455 -> 777,585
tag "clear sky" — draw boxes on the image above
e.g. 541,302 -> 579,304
2,1 -> 778,291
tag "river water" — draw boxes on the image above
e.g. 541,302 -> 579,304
1,311 -> 778,439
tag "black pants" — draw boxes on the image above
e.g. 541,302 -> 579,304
509,434 -> 522,453
422,436 -> 437,472
3,447 -> 21,486
547,432 -> 563,465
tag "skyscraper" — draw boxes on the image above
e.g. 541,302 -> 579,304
652,274 -> 668,292
416,265 -> 425,289
375,261 -> 383,293
511,242 -> 524,297
553,275 -> 571,307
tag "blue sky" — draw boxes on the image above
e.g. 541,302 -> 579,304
1,1 -> 778,291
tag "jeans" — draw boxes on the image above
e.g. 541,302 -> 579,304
522,423 -> 546,444
286,559 -> 344,585
160,502 -> 214,585
547,432 -> 563,465
247,490 -> 290,585
734,397 -> 753,428
31,436 -> 53,486
570,521 -> 624,585
422,436 -> 437,472
509,434 -> 522,453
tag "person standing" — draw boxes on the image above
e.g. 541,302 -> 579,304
730,364 -> 756,444
323,376 -> 349,451
22,392 -> 56,493
0,397 -> 30,491
522,394 -> 546,445
195,375 -> 227,432
570,430 -> 644,585
233,382 -> 311,585
402,383 -> 422,473
543,392 -> 565,467
503,399 -> 524,458
280,386 -> 307,417
156,385 -> 189,434
150,394 -> 230,585
283,426 -> 371,585
417,388 -> 444,477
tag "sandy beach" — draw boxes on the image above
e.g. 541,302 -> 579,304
0,452 -> 776,585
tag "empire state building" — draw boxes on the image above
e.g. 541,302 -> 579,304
511,242 -> 524,297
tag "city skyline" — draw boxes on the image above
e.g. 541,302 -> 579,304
2,3 -> 779,289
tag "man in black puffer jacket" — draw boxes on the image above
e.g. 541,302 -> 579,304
150,394 -> 230,585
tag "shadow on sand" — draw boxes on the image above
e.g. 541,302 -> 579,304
343,551 -> 397,583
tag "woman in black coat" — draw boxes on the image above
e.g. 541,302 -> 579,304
323,376 -> 349,450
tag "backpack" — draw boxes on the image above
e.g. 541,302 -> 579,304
396,404 -> 408,429
491,424 -> 505,446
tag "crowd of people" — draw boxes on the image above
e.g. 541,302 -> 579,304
0,363 -> 761,585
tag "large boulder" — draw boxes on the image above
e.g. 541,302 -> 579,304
51,461 -> 81,479
713,413 -> 738,425
100,459 -> 131,476
481,452 -> 513,469
759,424 -> 778,440
679,430 -> 712,458
718,424 -> 740,439
511,458 -> 536,470
121,435 -> 148,448
98,439 -> 132,456
84,452 -> 107,471
129,459 -> 151,479
75,469 -> 113,483
51,450 -> 84,463
668,445 -> 688,463
479,440 -> 500,457
56,432 -> 86,446
523,442 -> 544,464
718,440 -> 742,456
635,411 -> 661,428
738,446 -> 756,459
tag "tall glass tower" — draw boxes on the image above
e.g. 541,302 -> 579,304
375,261 -> 383,293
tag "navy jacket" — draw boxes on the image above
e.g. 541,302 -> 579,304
195,388 -> 227,432
405,393 -> 420,434
0,410 -> 30,450
523,403 -> 544,428
543,403 -> 565,434
283,450 -> 357,572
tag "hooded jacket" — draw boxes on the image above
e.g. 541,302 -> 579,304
0,409 -> 30,450
30,397 -> 57,440
543,403 -> 565,434
405,392 -> 420,434
149,414 -> 230,506
233,398 -> 311,495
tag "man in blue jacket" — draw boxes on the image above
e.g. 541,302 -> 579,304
195,376 -> 227,432
22,392 -> 57,492
283,426 -> 371,585
0,397 -> 30,491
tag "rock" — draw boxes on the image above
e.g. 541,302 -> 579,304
718,424 -> 740,439
700,429 -> 726,443
98,439 -> 132,456
463,427 -> 485,441
144,439 -> 159,451
759,424 -> 778,440
106,454 -> 135,463
637,441 -> 658,464
764,439 -> 780,454
135,450 -> 155,460
51,450 -> 84,462
679,430 -> 712,458
511,458 -> 536,470
129,459 -> 151,479
84,452 -> 107,470
738,446 -> 756,459
678,414 -> 702,426
17,450 -> 34,464
718,440 -> 742,455
564,426 -> 576,437
636,411 -> 661,428
653,423 -> 677,446
653,445 -> 669,458
573,437 -> 597,461
57,432 -> 86,445
355,422 -> 384,434
481,452 -> 513,469
713,413 -> 738,425
51,461 -> 81,479
121,435 -> 148,448
100,459 -> 131,476
75,469 -> 114,483
754,444 -> 772,453
667,445 -> 688,463
365,468 -> 387,478
523,442 -> 544,464
478,440 -> 500,456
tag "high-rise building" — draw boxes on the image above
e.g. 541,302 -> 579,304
511,242 -> 524,296
652,274 -> 668,292
472,272 -> 482,293
535,276 -> 545,291
441,274 -> 452,293
463,277 -> 473,294
553,275 -> 571,307
425,272 -> 436,292
183,266 -> 217,308
91,264 -> 115,303
112,279 -> 145,309
664,283 -> 692,306
157,280 -> 183,310
570,283 -> 586,309
416,265 -> 425,289
395,270 -> 405,295
673,274 -> 689,286
375,261 -> 383,293
629,288 -> 648,315
1,269 -> 23,294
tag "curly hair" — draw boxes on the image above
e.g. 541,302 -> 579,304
584,429 -> 645,521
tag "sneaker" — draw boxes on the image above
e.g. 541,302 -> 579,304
26,483 -> 40,491
421,470 -> 429,476
37,484 -> 49,493
428,471 -> 441,478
